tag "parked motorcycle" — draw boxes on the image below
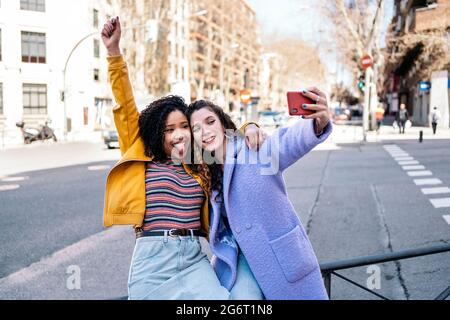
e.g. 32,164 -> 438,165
15,120 -> 58,144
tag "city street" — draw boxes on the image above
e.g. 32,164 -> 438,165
0,126 -> 448,300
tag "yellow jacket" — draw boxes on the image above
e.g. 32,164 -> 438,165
103,55 -> 253,236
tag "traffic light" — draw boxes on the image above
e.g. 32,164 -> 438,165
357,75 -> 365,91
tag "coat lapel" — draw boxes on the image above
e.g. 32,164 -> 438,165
223,137 -> 242,206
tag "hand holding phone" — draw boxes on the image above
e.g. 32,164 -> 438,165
287,91 -> 316,116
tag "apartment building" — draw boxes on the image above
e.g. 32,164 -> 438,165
115,0 -> 262,121
0,0 -> 114,146
383,0 -> 450,127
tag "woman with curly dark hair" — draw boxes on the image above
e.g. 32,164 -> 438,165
101,17 -> 263,300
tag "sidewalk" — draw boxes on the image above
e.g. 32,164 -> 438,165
0,130 -> 104,151
0,140 -> 120,177
328,123 -> 450,144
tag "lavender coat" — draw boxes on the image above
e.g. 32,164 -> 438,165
208,119 -> 332,300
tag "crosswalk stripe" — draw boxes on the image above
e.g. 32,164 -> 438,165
390,153 -> 409,157
421,187 -> 450,195
0,185 -> 20,191
443,215 -> 450,225
429,198 -> 450,208
398,160 -> 420,165
402,165 -> 425,170
414,178 -> 442,186
407,171 -> 433,177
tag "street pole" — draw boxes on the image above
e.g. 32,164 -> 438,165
363,66 -> 373,142
62,32 -> 98,141
61,23 -> 151,141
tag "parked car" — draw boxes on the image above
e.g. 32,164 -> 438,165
102,129 -> 119,149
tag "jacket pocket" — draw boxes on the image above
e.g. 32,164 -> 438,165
269,225 -> 319,283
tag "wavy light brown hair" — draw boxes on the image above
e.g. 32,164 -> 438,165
186,100 -> 237,199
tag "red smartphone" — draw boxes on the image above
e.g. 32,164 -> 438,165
287,91 -> 316,116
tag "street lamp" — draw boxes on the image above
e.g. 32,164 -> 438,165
62,25 -> 147,140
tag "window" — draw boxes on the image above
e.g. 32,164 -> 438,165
21,31 -> 46,63
20,0 -> 45,12
23,84 -> 47,115
93,9 -> 99,28
94,68 -> 99,81
94,39 -> 100,58
0,83 -> 3,115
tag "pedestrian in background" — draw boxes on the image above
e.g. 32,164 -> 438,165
375,104 -> 385,133
397,103 -> 409,134
431,107 -> 441,135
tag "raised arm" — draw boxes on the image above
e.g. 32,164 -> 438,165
101,17 -> 140,155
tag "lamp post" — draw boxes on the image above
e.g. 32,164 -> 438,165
61,25 -> 147,140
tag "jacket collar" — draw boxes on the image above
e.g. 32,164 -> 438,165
223,136 -> 243,204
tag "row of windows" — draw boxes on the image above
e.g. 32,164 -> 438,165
0,8 -> 103,63
1,3 -> 101,30
0,80 -> 108,116
0,83 -> 46,115
0,30 -> 101,63
0,0 -> 46,12
20,0 -> 46,12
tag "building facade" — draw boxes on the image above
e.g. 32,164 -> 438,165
0,0 -> 116,146
383,0 -> 450,127
116,0 -> 262,123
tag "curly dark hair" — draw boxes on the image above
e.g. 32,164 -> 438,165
186,100 -> 238,199
138,95 -> 188,161
138,95 -> 212,196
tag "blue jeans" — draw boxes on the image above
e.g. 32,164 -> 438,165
127,234 -> 263,300
230,252 -> 264,300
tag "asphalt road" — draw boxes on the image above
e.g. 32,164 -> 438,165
0,139 -> 449,299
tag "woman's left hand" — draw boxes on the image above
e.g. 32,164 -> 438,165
300,87 -> 331,135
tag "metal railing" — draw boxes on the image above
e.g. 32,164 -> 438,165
320,243 -> 450,300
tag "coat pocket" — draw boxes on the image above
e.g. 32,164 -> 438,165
269,225 -> 319,283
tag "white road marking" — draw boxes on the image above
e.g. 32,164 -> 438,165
421,187 -> 450,195
402,165 -> 426,171
443,215 -> 450,225
395,157 -> 414,161
0,185 -> 20,191
0,226 -> 130,287
88,165 -> 111,171
429,198 -> 450,208
407,171 -> 433,177
390,153 -> 410,157
1,176 -> 29,182
398,161 -> 420,165
414,178 -> 443,186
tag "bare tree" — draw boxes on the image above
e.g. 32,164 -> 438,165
266,38 -> 327,92
111,0 -> 171,99
321,0 -> 385,89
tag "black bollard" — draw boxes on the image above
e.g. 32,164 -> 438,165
419,130 -> 423,143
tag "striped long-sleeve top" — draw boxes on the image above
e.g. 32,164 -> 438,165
142,160 -> 204,232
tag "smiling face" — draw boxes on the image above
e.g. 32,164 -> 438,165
163,110 -> 191,160
190,107 -> 225,153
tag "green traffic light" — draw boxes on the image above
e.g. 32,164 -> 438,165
358,81 -> 364,89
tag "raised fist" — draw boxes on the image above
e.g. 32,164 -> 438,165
101,16 -> 121,56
